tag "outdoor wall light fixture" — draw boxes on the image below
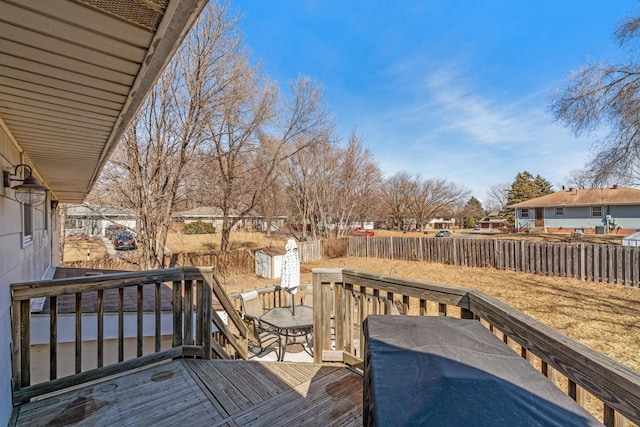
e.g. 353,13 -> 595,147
3,163 -> 48,206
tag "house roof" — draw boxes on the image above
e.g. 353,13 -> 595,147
509,187 -> 640,208
174,207 -> 287,219
256,247 -> 286,257
0,0 -> 206,203
176,207 -> 227,217
66,204 -> 134,218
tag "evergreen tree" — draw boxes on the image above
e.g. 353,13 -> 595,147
460,197 -> 484,228
506,171 -> 554,225
507,171 -> 554,206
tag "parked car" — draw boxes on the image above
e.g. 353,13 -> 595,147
474,225 -> 481,230
435,230 -> 451,238
113,231 -> 137,250
351,227 -> 375,237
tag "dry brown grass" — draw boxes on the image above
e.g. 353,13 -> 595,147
63,238 -> 106,262
166,231 -> 289,253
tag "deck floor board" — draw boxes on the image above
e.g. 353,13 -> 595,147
12,359 -> 363,426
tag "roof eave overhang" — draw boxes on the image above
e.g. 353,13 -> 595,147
87,0 -> 207,198
509,202 -> 639,209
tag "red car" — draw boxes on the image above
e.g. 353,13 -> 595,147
352,227 -> 374,237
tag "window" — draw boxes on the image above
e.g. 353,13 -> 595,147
592,206 -> 602,217
66,218 -> 84,229
520,209 -> 529,218
555,207 -> 564,217
22,202 -> 33,246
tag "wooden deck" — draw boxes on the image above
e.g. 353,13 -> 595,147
10,360 -> 363,426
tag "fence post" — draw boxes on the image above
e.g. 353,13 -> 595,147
452,239 -> 457,265
580,243 -> 585,281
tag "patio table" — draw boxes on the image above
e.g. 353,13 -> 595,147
363,315 -> 602,426
260,305 -> 313,361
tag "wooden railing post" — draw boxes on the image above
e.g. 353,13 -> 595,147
173,278 -> 183,348
195,267 -> 213,360
18,299 -> 31,390
75,293 -> 82,374
313,268 -> 342,364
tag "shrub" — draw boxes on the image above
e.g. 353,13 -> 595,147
183,221 -> 216,234
464,216 -> 476,229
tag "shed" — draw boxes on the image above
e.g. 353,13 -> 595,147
622,231 -> 640,247
254,247 -> 286,279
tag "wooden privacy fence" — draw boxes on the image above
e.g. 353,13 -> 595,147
63,250 -> 256,276
312,268 -> 640,426
298,238 -> 349,263
298,240 -> 321,263
348,236 -> 640,287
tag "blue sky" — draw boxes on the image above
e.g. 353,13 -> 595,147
235,1 -> 637,202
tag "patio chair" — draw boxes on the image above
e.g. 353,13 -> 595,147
239,290 -> 278,357
303,284 -> 313,308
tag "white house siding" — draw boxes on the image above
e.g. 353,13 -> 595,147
0,127 -> 58,423
30,313 -> 175,384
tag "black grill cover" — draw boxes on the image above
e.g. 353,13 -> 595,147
363,315 -> 603,427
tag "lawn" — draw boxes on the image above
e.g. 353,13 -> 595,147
165,231 -> 290,253
62,236 -> 106,262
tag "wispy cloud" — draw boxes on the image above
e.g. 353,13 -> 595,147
345,60 -> 594,198
422,64 -> 546,145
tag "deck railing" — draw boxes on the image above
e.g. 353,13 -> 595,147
312,268 -> 640,426
10,267 -> 248,405
12,265 -> 640,424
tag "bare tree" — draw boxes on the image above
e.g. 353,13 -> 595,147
343,132 -> 384,227
485,183 -> 510,214
410,177 -> 470,231
382,172 -> 414,230
197,76 -> 334,251
96,3 -> 242,269
282,136 -> 335,241
322,131 -> 383,238
551,6 -> 640,186
563,168 -> 596,189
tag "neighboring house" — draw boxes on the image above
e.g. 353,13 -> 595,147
350,221 -> 374,230
65,204 -> 136,237
510,186 -> 640,234
479,212 -> 507,230
0,1 -> 205,424
173,207 -> 287,233
427,218 -> 456,230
